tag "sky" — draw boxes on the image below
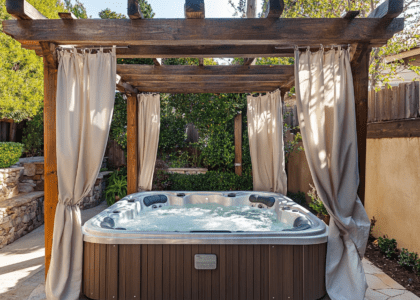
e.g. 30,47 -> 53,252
82,0 -> 263,19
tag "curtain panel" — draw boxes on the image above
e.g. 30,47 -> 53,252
137,93 -> 160,191
294,48 -> 370,300
45,48 -> 117,300
247,89 -> 287,195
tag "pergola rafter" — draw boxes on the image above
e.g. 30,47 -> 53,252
3,0 -> 404,280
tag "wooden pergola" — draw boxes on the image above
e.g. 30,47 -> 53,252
3,0 -> 404,276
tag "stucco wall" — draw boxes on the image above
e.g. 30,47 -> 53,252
365,137 -> 420,254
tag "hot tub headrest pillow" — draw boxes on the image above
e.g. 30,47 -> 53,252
143,195 -> 168,207
249,195 -> 276,207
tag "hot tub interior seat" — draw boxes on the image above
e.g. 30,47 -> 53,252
98,191 -> 312,232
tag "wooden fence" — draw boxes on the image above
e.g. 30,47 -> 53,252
0,119 -> 17,142
283,105 -> 299,128
368,81 -> 419,123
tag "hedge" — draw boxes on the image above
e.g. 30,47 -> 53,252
159,171 -> 253,191
0,142 -> 23,168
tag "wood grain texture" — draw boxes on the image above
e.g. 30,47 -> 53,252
43,58 -> 58,278
127,95 -> 138,195
2,18 -> 404,47
6,0 -> 46,20
367,119 -> 420,139
83,242 -> 327,300
117,64 -> 295,76
368,0 -> 404,19
185,0 -> 205,19
234,113 -> 242,176
341,11 -> 360,19
58,12 -> 76,19
128,0 -> 144,19
264,0 -> 284,18
351,45 -> 370,206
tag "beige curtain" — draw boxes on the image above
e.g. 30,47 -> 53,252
45,48 -> 116,300
294,48 -> 370,300
247,89 -> 287,194
137,93 -> 160,191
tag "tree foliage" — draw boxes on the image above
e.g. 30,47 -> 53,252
62,0 -> 90,19
231,0 -> 420,88
0,0 -> 65,121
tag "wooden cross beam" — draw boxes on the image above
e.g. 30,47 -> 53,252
6,0 -> 46,20
341,11 -> 360,20
368,0 -> 404,19
185,0 -> 205,19
128,0 -> 144,19
132,82 -> 283,93
58,12 -> 77,20
2,18 -> 404,47
117,64 -> 294,77
264,0 -> 284,18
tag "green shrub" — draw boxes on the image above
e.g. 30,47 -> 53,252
378,236 -> 397,258
0,142 -> 23,168
398,248 -> 419,270
307,184 -> 328,216
105,169 -> 127,206
159,114 -> 187,155
166,171 -> 253,191
22,111 -> 44,156
287,191 -> 306,206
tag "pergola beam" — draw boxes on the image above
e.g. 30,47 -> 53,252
264,0 -> 284,18
117,64 -> 294,76
133,84 -> 282,93
185,0 -> 205,19
6,0 -> 46,20
128,0 -> 144,19
341,11 -> 360,20
58,12 -> 76,20
368,0 -> 404,19
2,18 -> 404,47
116,76 -> 139,94
153,58 -> 161,66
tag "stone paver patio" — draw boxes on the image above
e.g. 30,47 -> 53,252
0,201 -> 418,300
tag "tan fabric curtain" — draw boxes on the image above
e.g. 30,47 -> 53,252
247,89 -> 287,194
137,94 -> 160,191
45,48 -> 116,300
294,48 -> 370,300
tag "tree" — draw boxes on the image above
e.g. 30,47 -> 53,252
0,0 -> 65,121
99,0 -> 155,20
62,0 -> 90,19
229,0 -> 420,88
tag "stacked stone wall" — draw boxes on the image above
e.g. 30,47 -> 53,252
0,167 -> 23,201
0,192 -> 44,249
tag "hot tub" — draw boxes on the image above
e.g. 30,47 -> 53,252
82,191 -> 328,300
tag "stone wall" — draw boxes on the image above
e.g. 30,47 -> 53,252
13,156 -> 108,210
0,167 -> 23,201
0,191 -> 44,249
80,171 -> 110,209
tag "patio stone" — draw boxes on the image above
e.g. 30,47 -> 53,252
365,288 -> 389,300
363,259 -> 383,274
377,288 -> 406,297
375,273 -> 405,289
366,274 -> 391,290
390,291 -> 420,300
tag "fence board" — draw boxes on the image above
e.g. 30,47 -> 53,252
368,89 -> 375,122
369,81 -> 419,123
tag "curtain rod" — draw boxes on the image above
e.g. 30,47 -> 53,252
57,46 -> 129,50
275,44 -> 351,50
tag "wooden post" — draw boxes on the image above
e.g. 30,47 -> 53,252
127,94 -> 138,194
351,46 -> 370,205
43,57 -> 58,277
234,112 -> 242,176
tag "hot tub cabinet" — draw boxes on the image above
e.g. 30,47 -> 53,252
83,191 -> 328,300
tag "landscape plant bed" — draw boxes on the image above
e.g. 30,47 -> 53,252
364,236 -> 420,297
